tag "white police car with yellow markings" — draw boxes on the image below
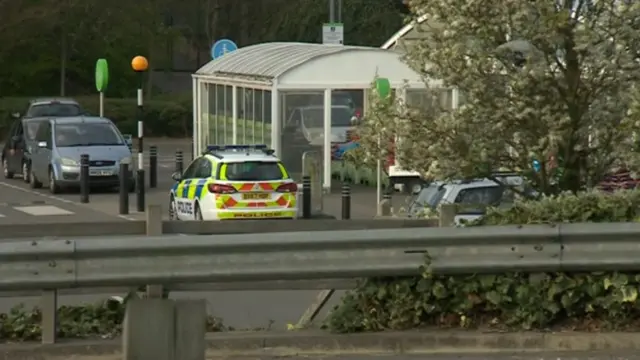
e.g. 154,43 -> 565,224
169,144 -> 298,220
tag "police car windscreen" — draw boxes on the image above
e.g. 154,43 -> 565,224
225,161 -> 286,181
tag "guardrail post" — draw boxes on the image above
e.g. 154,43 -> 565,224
80,154 -> 89,203
341,184 -> 351,220
41,290 -> 57,344
119,162 -> 129,215
123,299 -> 205,360
146,204 -> 164,298
175,150 -> 183,174
123,299 -> 175,360
302,175 -> 311,219
149,145 -> 157,188
175,300 -> 206,360
439,203 -> 456,227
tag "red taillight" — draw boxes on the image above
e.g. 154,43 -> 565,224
208,183 -> 236,194
276,183 -> 298,193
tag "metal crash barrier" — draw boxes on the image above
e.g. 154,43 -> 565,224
302,151 -> 323,215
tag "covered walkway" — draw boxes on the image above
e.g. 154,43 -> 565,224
191,41 -> 425,190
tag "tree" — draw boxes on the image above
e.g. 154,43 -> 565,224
357,0 -> 640,195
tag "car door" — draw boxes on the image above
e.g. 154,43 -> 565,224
174,158 -> 202,219
7,120 -> 26,173
32,121 -> 53,180
3,120 -> 21,173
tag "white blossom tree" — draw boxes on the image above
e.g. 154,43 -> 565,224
356,0 -> 640,195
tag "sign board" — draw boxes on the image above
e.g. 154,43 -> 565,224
211,39 -> 238,59
322,23 -> 344,45
95,58 -> 109,92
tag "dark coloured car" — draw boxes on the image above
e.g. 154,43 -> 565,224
11,97 -> 85,120
2,117 -> 49,181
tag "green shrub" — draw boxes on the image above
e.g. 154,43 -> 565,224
0,297 -> 225,341
325,190 -> 640,333
0,96 -> 192,139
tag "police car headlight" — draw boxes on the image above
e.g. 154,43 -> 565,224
120,156 -> 132,165
60,157 -> 78,166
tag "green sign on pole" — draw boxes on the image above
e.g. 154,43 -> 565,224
375,77 -> 390,99
95,59 -> 109,92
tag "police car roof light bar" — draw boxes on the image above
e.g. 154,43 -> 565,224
206,144 -> 268,152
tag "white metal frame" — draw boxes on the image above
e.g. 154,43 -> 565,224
192,59 -> 427,191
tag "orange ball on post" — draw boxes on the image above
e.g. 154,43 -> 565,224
131,56 -> 149,72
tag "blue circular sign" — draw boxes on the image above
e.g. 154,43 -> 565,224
211,39 -> 238,59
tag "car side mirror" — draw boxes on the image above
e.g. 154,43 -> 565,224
171,172 -> 182,182
37,141 -> 47,148
11,112 -> 20,119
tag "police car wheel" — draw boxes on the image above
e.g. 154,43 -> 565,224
194,203 -> 203,221
169,196 -> 178,220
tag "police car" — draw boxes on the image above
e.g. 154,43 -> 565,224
169,144 -> 298,220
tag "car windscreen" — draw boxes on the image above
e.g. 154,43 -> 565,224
409,185 -> 447,213
27,103 -> 83,117
223,161 -> 286,181
54,123 -> 124,147
302,108 -> 354,128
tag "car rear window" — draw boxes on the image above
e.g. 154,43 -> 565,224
27,103 -> 83,117
223,161 -> 287,181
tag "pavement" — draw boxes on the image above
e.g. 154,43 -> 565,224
5,329 -> 640,360
0,137 -> 411,330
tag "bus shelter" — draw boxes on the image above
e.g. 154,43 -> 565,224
191,42 -> 424,192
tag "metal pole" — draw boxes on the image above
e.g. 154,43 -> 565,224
341,184 -> 350,220
302,175 -> 311,219
329,0 -> 335,22
80,154 -> 89,203
149,145 -> 157,188
136,72 -> 145,212
119,162 -> 129,215
175,150 -> 183,174
99,92 -> 104,117
337,0 -> 342,22
136,169 -> 145,212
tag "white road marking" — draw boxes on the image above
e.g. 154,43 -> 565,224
118,214 -> 138,221
14,205 -> 74,216
0,181 -> 75,204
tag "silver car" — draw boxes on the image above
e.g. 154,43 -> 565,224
28,116 -> 133,193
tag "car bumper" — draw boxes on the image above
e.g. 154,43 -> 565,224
202,208 -> 298,220
56,165 -> 133,187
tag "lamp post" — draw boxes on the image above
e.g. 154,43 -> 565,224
131,55 -> 148,212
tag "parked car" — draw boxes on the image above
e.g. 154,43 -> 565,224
2,116 -> 50,181
284,105 -> 357,146
408,173 -> 531,224
28,116 -> 133,193
12,97 -> 86,119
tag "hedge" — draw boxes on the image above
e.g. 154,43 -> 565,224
0,96 -> 192,139
325,190 -> 640,333
0,296 -> 226,341
331,160 -> 389,188
201,114 -> 272,146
